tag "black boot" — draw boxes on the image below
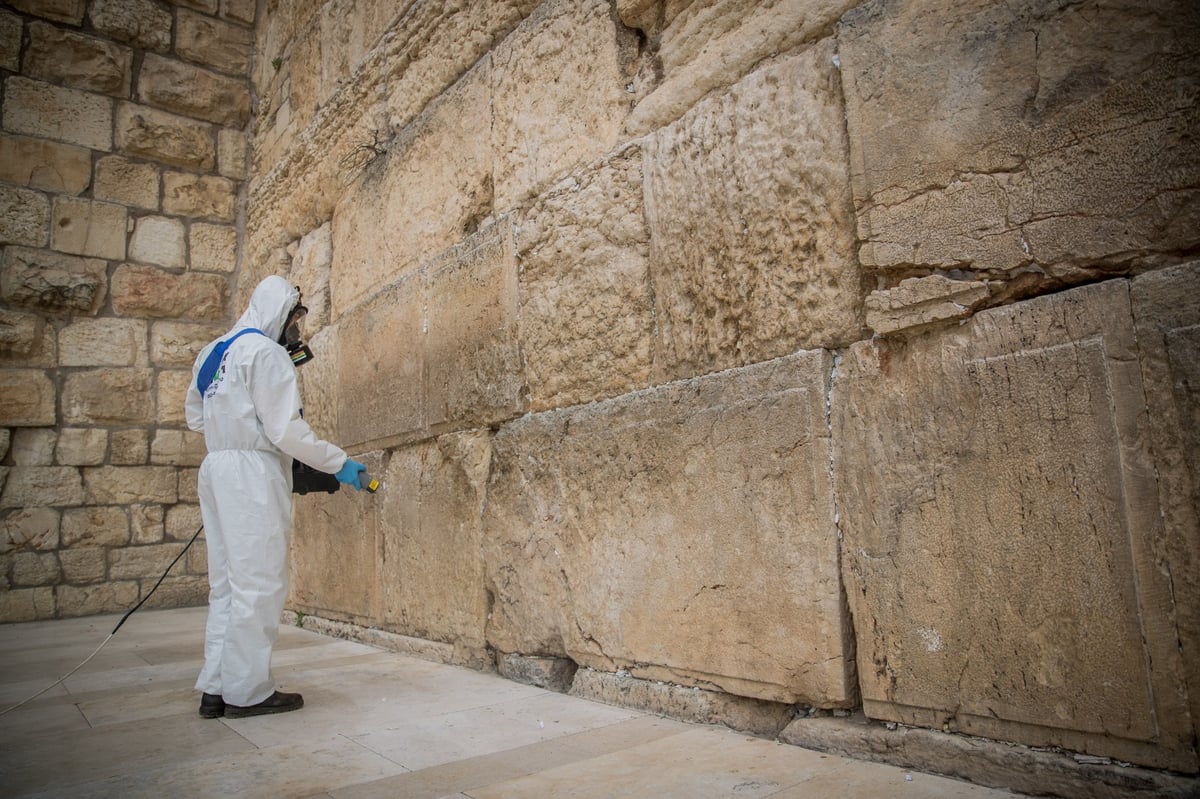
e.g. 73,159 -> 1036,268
199,693 -> 225,719
224,690 -> 304,719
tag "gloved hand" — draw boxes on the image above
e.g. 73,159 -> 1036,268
334,458 -> 367,490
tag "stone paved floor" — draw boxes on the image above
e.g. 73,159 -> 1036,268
0,606 -> 1027,798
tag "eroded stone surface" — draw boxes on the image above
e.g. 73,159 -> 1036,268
1,247 -> 108,315
865,274 -> 994,337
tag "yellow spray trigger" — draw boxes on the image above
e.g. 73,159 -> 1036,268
360,472 -> 380,493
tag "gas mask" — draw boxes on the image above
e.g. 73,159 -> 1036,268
279,296 -> 313,367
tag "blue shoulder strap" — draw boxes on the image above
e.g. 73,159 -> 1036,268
196,328 -> 266,397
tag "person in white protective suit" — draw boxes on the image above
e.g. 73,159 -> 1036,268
185,275 -> 367,719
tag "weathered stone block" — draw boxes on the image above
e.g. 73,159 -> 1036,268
866,275 -> 994,338
137,54 -> 250,128
88,0 -> 171,52
177,467 -> 199,503
111,265 -> 227,320
131,503 -> 164,544
59,547 -> 107,584
0,508 -> 60,554
156,369 -> 191,426
51,198 -> 128,260
62,505 -> 129,547
84,466 -> 177,504
484,350 -> 853,705
833,278 -> 1196,770
110,429 -> 148,465
63,368 -> 154,424
0,587 -> 56,622
129,215 -> 185,268
497,653 -> 578,693
11,428 -> 56,465
150,321 -> 222,368
26,22 -> 133,97
839,0 -> 1200,289
623,0 -> 857,137
165,503 -> 202,540
0,467 -> 85,508
0,134 -> 92,195
0,247 -> 108,315
94,156 -> 160,210
108,543 -> 183,579
0,185 -> 50,248
139,575 -> 208,608
221,0 -> 255,25
150,428 -> 204,466
518,147 -> 653,411
426,222 -> 525,432
378,432 -> 490,652
7,0 -> 83,26
645,41 -> 862,381
491,0 -> 632,209
0,11 -> 20,71
176,10 -> 252,76
0,309 -> 55,367
0,370 -> 56,426
116,103 -> 215,171
163,172 -> 236,221
55,428 -> 107,466
59,317 -> 148,367
2,77 -> 113,151
290,223 -> 331,329
190,223 -> 236,274
217,128 -> 247,180
57,581 -> 138,617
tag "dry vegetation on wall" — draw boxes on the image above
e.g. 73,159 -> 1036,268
3,0 -> 1199,792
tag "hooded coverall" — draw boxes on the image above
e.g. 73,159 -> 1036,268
184,275 -> 347,706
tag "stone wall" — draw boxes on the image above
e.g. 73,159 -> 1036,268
0,0 -> 253,619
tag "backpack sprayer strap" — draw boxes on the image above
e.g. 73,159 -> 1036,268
196,328 -> 265,397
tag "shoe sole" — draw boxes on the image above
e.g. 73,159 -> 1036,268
225,701 -> 303,719
199,707 -> 224,719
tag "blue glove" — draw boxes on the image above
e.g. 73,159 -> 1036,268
334,458 -> 367,490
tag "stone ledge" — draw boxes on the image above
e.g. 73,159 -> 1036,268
285,612 -> 492,672
779,714 -> 1198,799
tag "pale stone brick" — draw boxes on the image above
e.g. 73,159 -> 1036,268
0,467 -> 85,508
116,102 -> 215,171
0,508 -> 60,554
63,368 -> 154,425
11,428 -> 56,465
111,264 -> 228,320
51,197 -> 128,260
175,0 -> 217,13
217,128 -> 247,180
130,503 -> 164,543
176,10 -> 252,76
185,538 -> 207,574
85,465 -> 177,504
0,309 -> 55,368
137,54 -> 250,128
0,246 -> 108,315
108,542 -> 183,579
6,0 -> 84,25
59,547 -> 107,583
0,185 -> 50,248
165,502 -> 203,540
0,12 -> 19,71
59,317 -> 148,367
58,581 -> 138,617
177,467 -> 199,502
3,77 -> 113,151
0,370 -> 56,426
866,275 -> 995,338
0,134 -> 92,195
140,574 -> 208,608
0,586 -> 56,622
129,215 -> 185,268
150,321 -> 222,367
189,223 -> 236,273
156,369 -> 191,425
221,0 -> 255,24
12,551 -> 61,586
88,0 -> 171,52
94,156 -> 160,210
62,505 -> 129,547
55,428 -> 107,466
163,172 -> 236,221
25,22 -> 133,98
110,429 -> 148,465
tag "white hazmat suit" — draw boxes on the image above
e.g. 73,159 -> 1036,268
185,276 -> 348,707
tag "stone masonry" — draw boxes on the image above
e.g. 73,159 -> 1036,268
3,0 -> 1199,793
0,0 -> 252,620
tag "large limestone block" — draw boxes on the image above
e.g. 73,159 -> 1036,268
51,198 -> 128,260
190,223 -> 237,273
0,467 -> 84,508
832,279 -> 1197,770
1,508 -> 60,554
25,22 -> 132,97
0,12 -> 17,71
116,103 -> 215,171
0,309 -> 55,368
484,350 -> 854,706
110,265 -> 227,320
11,428 -> 55,465
62,506 -> 130,547
645,41 -> 862,381
155,369 -> 191,425
2,77 -> 113,151
517,146 -> 654,411
163,173 -> 236,222
175,9 -> 252,76
6,0 -> 83,26
55,428 -> 107,466
331,62 -> 491,317
150,321 -> 223,368
1130,263 -> 1200,741
621,0 -> 858,137
0,185 -> 50,248
129,215 -> 185,268
93,155 -> 160,210
137,54 -> 250,128
839,0 -> 1200,289
63,368 -> 154,424
0,587 -> 56,622
58,318 -> 148,367
217,129 -> 246,180
290,223 -> 331,328
491,0 -> 633,210
378,432 -> 491,655
58,582 -> 139,617
425,221 -> 525,433
0,134 -> 92,195
84,466 -> 177,504
87,0 -> 171,52
1,247 -> 108,315
0,370 -> 56,426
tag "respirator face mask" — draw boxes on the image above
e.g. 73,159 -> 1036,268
279,296 -> 313,366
